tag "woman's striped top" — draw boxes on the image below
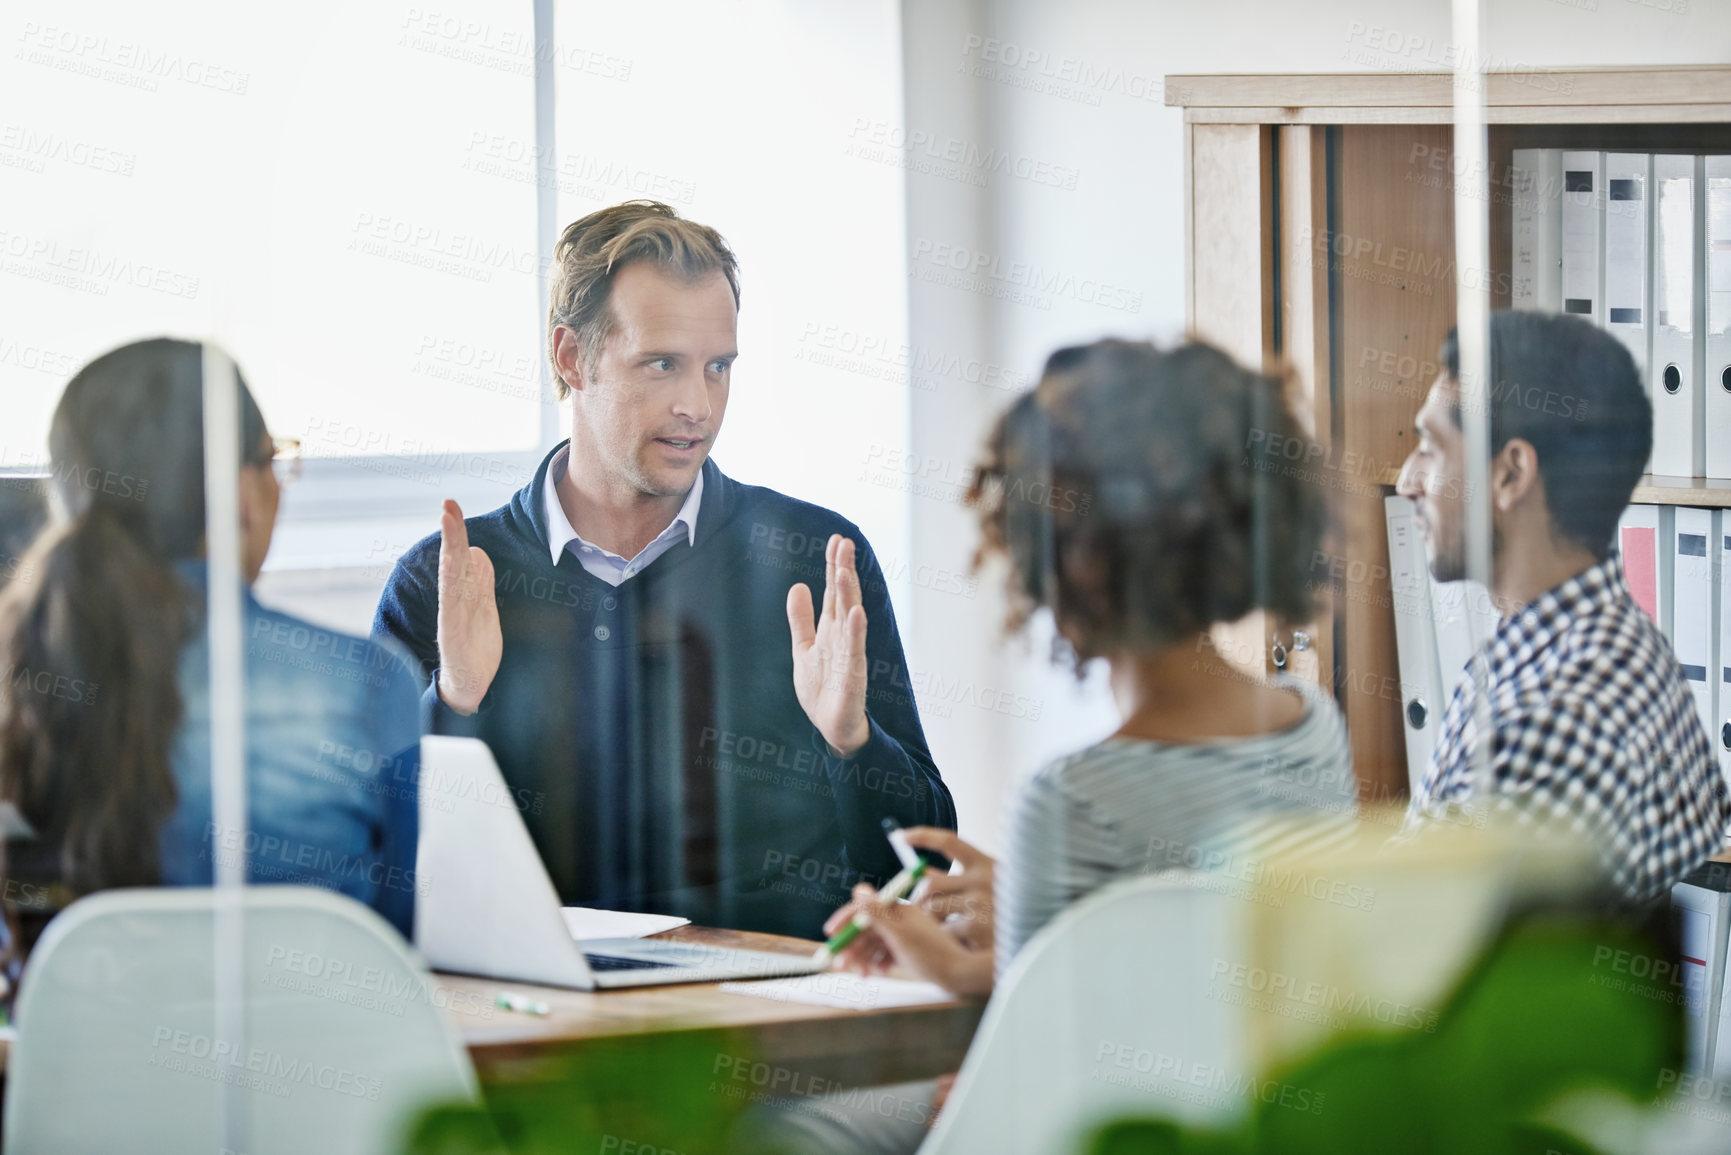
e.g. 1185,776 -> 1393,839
995,675 -> 1359,971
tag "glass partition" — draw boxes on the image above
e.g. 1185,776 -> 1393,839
2,2 -> 1728,1152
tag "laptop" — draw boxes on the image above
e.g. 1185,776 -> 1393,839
414,735 -> 827,990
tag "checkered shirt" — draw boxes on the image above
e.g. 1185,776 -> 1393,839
1407,552 -> 1728,902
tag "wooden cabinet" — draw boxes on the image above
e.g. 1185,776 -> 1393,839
1168,68 -> 1731,804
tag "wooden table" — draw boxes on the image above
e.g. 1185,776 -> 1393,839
436,926 -> 986,1090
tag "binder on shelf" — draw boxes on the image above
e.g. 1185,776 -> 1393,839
1618,504 -> 1672,630
1706,157 -> 1731,480
1675,862 -> 1731,1076
1717,517 -> 1730,783
1674,506 -> 1717,740
1651,154 -> 1704,479
1510,149 -> 1562,312
1466,580 -> 1499,651
1561,151 -> 1604,325
1385,496 -> 1444,795
1430,576 -> 1496,710
1603,154 -> 1650,422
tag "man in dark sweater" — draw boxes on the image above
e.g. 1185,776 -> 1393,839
374,201 -> 955,937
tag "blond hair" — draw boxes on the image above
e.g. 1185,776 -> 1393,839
545,200 -> 740,399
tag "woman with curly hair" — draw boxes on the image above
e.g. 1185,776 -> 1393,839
830,337 -> 1359,992
739,341 -> 1362,1154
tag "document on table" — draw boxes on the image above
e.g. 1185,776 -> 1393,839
560,907 -> 691,940
719,972 -> 955,1011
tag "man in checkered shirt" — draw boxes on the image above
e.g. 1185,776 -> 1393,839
1397,311 -> 1728,902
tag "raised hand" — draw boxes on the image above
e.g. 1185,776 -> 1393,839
435,499 -> 502,715
786,533 -> 871,756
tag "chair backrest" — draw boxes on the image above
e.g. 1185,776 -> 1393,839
5,886 -> 479,1155
920,873 -> 1251,1154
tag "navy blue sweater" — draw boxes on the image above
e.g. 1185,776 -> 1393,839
373,445 -> 956,937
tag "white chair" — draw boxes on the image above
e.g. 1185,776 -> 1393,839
917,818 -> 1575,1154
919,873 -> 1251,1154
5,886 -> 480,1155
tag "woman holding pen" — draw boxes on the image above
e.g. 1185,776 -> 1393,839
741,339 -> 1359,1154
830,337 -> 1357,991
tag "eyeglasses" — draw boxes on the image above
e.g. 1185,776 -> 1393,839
270,437 -> 302,488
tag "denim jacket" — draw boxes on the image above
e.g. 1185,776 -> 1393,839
165,564 -> 423,938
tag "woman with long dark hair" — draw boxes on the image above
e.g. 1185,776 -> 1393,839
0,338 -> 420,973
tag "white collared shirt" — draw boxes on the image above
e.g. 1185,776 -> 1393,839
541,445 -> 703,586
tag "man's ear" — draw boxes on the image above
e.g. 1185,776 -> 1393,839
1491,437 -> 1541,514
551,324 -> 586,396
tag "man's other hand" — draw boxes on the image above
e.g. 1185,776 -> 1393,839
435,499 -> 502,715
786,533 -> 871,756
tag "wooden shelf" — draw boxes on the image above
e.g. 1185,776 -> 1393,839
1376,468 -> 1731,508
1182,104 -> 1731,127
1176,71 -> 1730,801
1631,475 -> 1731,509
1166,67 -> 1731,126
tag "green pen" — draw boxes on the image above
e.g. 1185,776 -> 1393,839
812,819 -> 929,961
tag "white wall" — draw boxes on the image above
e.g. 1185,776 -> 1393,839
552,0 -> 914,563
901,0 -> 1731,847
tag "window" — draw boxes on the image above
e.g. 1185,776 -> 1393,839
3,0 -> 914,623
1,0 -> 544,582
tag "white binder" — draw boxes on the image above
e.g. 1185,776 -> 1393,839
1385,496 -> 1444,795
1603,154 -> 1650,403
1510,149 -> 1562,312
1676,864 -> 1731,1075
1430,577 -> 1496,704
1707,157 -> 1731,480
1717,514 -> 1731,783
1561,151 -> 1604,325
1465,580 -> 1500,652
1651,155 -> 1704,478
1675,506 -> 1717,739
1618,504 -> 1672,630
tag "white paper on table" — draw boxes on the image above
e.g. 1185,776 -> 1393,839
718,972 -> 955,1011
560,907 -> 691,940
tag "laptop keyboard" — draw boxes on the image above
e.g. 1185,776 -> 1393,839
584,952 -> 681,972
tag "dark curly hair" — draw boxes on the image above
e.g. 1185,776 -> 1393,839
967,338 -> 1328,674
